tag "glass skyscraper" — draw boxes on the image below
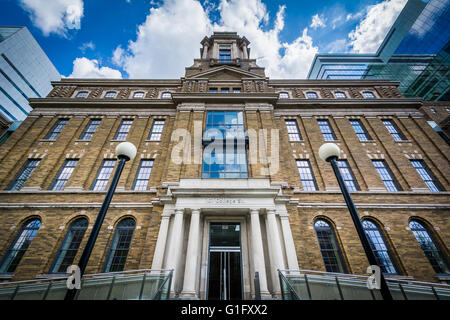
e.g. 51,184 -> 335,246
307,0 -> 449,101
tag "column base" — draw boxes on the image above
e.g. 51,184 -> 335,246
179,290 -> 199,299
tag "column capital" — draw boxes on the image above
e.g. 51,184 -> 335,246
190,208 -> 201,215
174,208 -> 184,215
249,208 -> 260,215
266,208 -> 276,215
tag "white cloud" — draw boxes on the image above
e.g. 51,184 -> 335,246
19,0 -> 84,36
78,41 -> 95,53
348,0 -> 407,53
325,39 -> 350,53
310,14 -> 326,29
69,57 -> 122,78
113,0 -> 318,79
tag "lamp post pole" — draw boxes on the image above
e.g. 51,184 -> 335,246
319,143 -> 393,301
65,142 -> 136,301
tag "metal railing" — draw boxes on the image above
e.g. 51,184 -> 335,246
278,270 -> 450,300
0,269 -> 173,300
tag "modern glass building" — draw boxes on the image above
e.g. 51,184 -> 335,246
307,0 -> 449,101
0,26 -> 60,143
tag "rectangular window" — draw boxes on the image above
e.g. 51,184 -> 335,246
285,120 -> 302,141
382,120 -> 406,141
8,159 -> 40,190
114,119 -> 133,140
318,119 -> 337,141
221,88 -> 229,93
296,160 -> 317,191
350,119 -> 371,141
79,119 -> 101,141
91,159 -> 116,191
50,159 -> 79,191
219,49 -> 231,62
133,159 -> 154,191
232,88 -> 241,93
410,160 -> 443,192
202,111 -> 247,178
148,119 -> 165,141
209,88 -> 218,93
45,118 -> 68,140
372,160 -> 401,192
337,160 -> 359,191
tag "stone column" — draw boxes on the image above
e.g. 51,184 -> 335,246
180,209 -> 201,298
151,213 -> 171,271
165,208 -> 184,294
279,215 -> 299,270
250,209 -> 270,297
202,44 -> 209,59
265,209 -> 284,295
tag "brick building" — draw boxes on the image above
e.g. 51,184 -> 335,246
0,32 -> 449,300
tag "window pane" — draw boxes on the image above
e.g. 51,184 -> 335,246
306,92 -> 318,99
362,91 -> 376,98
114,119 -> 133,140
103,218 -> 136,272
0,219 -> 41,273
337,160 -> 359,191
133,92 -> 145,98
80,119 -> 101,140
382,120 -> 406,141
372,160 -> 400,192
318,120 -> 336,141
279,92 -> 289,99
409,220 -> 449,274
148,120 -> 165,141
161,92 -> 171,99
50,218 -> 88,273
297,160 -> 317,191
45,119 -> 68,140
133,160 -> 154,190
202,111 -> 247,178
350,119 -> 371,141
51,159 -> 79,191
104,91 -> 116,98
8,159 -> 40,190
285,120 -> 302,141
92,160 -> 116,191
363,220 -> 397,274
219,49 -> 231,62
334,91 -> 347,99
75,91 -> 88,98
410,160 -> 443,192
314,220 -> 346,273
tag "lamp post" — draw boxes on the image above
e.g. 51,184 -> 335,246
65,142 -> 137,300
318,143 -> 393,301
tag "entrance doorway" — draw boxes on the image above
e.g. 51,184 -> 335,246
207,222 -> 243,300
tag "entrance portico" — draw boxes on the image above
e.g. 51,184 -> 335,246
151,178 -> 299,299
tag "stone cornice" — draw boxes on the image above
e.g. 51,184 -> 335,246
275,98 -> 423,109
53,79 -> 182,86
29,98 -> 176,108
268,79 -> 401,87
172,93 -> 278,103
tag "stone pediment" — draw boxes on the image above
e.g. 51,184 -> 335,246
186,65 -> 264,81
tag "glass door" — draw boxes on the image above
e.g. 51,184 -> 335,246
207,222 -> 243,300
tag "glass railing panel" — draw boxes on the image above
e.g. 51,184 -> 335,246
402,284 -> 437,300
13,283 -> 49,300
306,275 -> 341,300
435,287 -> 450,300
76,277 -> 113,300
141,274 -> 166,299
337,278 -> 376,300
386,283 -> 406,300
109,275 -> 144,300
285,276 -> 308,299
45,282 -> 69,300
0,286 -> 16,300
158,274 -> 172,300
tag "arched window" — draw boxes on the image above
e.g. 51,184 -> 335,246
334,91 -> 347,99
314,219 -> 347,273
362,220 -> 398,274
161,92 -> 172,99
362,91 -> 376,99
50,218 -> 88,273
278,92 -> 289,99
104,91 -> 117,99
133,91 -> 145,99
0,219 -> 41,273
75,91 -> 88,98
409,220 -> 449,274
103,218 -> 136,272
306,91 -> 318,99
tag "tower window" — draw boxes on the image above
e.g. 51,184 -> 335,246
209,88 -> 218,93
133,91 -> 145,99
362,91 -> 376,99
306,92 -> 318,99
334,91 -> 347,99
104,91 -> 116,99
161,92 -> 172,99
219,49 -> 231,63
75,91 -> 88,98
278,92 -> 289,99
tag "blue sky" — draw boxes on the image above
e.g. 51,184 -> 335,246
0,0 -> 408,79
